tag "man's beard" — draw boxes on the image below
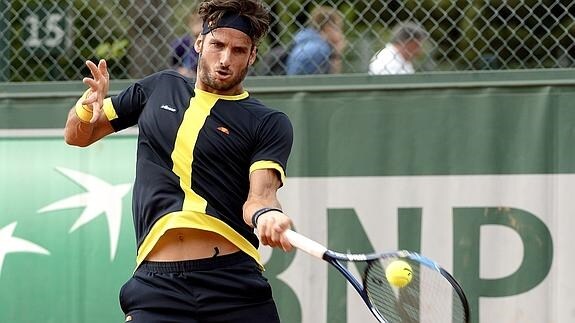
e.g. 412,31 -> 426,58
198,56 -> 250,92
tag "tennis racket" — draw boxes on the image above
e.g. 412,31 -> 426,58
284,229 -> 470,323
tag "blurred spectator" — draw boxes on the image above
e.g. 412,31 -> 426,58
171,11 -> 202,78
286,6 -> 346,75
369,22 -> 428,75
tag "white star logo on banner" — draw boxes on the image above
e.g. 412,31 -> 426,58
0,222 -> 50,277
37,167 -> 132,261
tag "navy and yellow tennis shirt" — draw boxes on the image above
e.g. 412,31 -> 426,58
101,70 -> 293,267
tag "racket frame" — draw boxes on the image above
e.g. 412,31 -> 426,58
284,229 -> 470,323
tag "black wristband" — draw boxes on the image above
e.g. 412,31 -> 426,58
251,207 -> 283,228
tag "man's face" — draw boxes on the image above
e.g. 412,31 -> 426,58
323,23 -> 346,53
194,28 -> 256,95
404,39 -> 424,61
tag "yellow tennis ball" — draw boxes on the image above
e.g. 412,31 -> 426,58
385,260 -> 413,288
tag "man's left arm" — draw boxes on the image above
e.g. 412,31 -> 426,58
243,169 -> 293,251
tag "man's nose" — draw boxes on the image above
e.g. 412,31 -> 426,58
220,49 -> 232,67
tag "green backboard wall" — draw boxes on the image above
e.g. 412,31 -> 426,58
2,71 -> 575,322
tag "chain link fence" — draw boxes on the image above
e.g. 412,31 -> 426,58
1,0 -> 575,82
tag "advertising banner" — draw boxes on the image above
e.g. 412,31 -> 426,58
1,81 -> 575,322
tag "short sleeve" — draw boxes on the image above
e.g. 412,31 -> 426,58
250,112 -> 294,183
108,72 -> 163,131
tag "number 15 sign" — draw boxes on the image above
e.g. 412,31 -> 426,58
22,3 -> 70,54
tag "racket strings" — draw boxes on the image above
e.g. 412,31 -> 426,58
363,258 -> 467,323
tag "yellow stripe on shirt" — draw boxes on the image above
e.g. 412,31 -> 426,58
250,160 -> 286,184
136,210 -> 262,268
171,93 -> 215,211
103,98 -> 118,121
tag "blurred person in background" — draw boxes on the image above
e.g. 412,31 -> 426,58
170,10 -> 203,77
369,22 -> 428,75
285,6 -> 346,75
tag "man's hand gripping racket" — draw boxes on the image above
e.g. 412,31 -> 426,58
284,229 -> 470,323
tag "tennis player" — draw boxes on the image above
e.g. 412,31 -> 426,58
64,0 -> 294,321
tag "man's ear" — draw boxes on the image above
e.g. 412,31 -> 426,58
194,36 -> 203,53
248,46 -> 258,65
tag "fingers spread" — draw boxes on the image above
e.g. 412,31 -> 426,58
89,107 -> 101,124
82,77 -> 96,88
98,59 -> 109,79
86,60 -> 100,79
82,91 -> 97,105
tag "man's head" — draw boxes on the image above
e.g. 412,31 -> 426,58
194,0 -> 270,94
390,22 -> 428,62
308,6 -> 345,52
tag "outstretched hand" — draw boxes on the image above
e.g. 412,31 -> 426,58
82,59 -> 110,123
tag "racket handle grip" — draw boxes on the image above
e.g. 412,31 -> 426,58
284,229 -> 327,259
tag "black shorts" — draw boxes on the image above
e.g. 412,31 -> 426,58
119,252 -> 281,323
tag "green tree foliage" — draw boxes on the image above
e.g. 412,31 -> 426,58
3,0 -> 575,81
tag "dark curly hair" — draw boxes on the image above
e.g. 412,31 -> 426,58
198,0 -> 271,44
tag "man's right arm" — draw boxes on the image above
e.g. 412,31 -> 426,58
65,59 -> 115,147
64,101 -> 114,147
